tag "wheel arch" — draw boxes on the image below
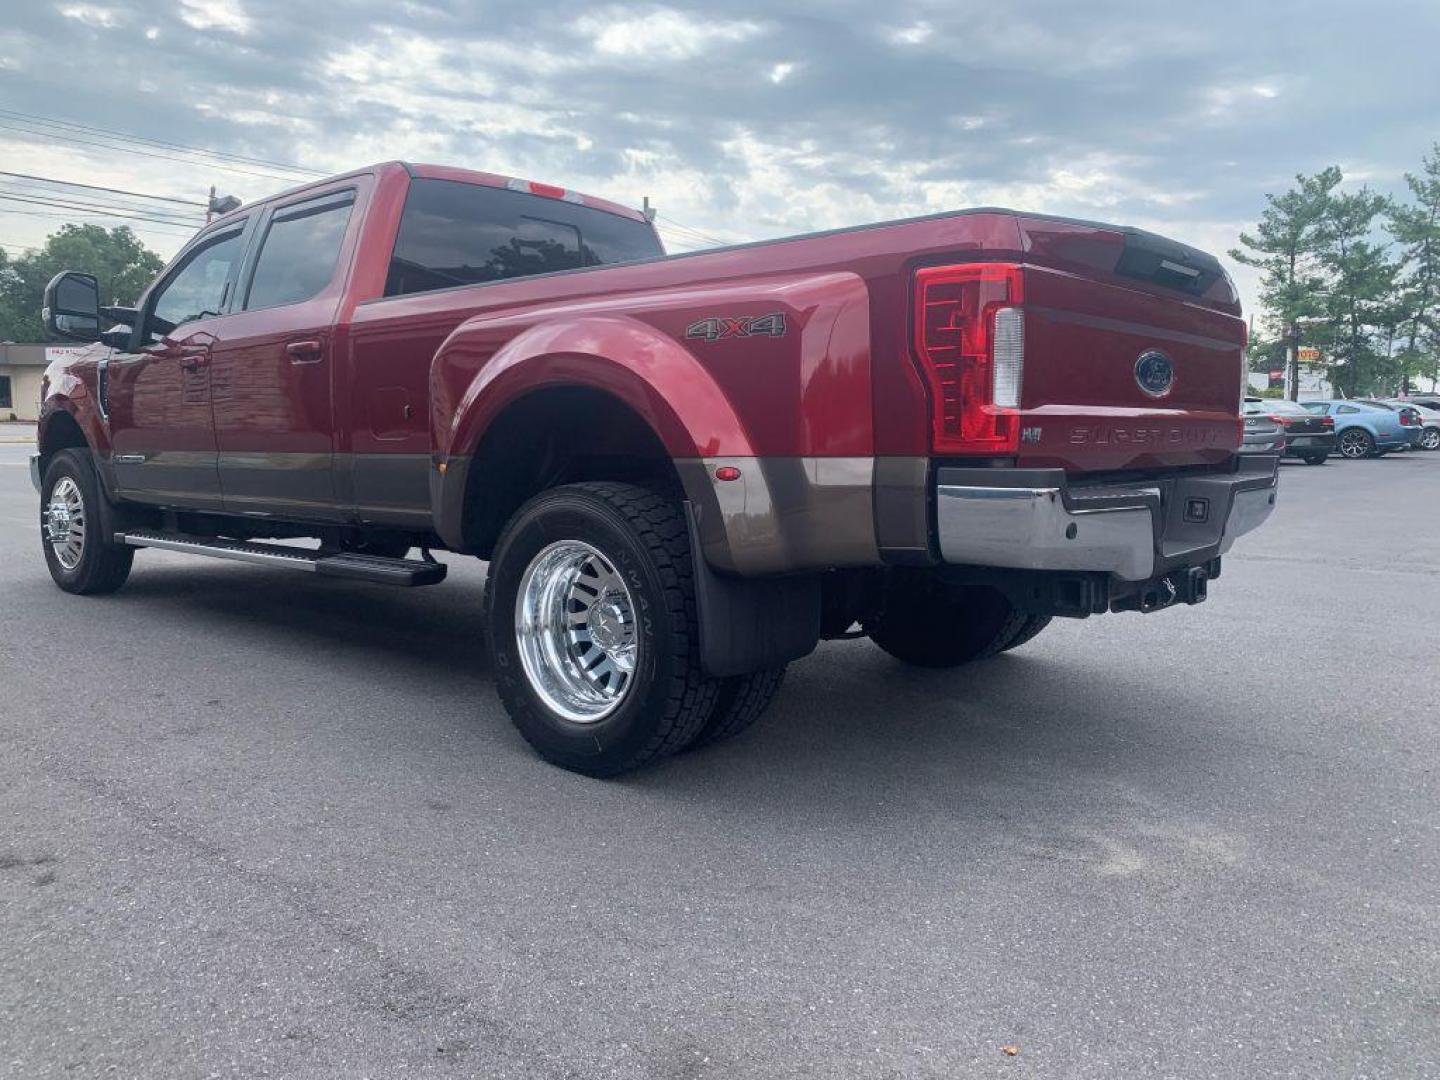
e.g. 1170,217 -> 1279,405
446,384 -> 692,559
430,315 -> 755,557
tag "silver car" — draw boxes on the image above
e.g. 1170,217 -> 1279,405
1240,406 -> 1285,455
1385,400 -> 1440,451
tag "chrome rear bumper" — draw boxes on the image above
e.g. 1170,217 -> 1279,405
936,455 -> 1279,582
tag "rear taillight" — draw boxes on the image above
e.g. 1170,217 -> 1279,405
1322,416 -> 1335,428
913,263 -> 1024,454
1268,414 -> 1287,427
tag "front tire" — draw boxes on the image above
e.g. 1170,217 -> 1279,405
484,482 -> 718,776
866,574 -> 1027,668
40,448 -> 134,596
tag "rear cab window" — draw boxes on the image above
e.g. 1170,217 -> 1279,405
244,192 -> 355,311
384,178 -> 663,297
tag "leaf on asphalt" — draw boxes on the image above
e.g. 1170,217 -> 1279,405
1000,1044 -> 1020,1056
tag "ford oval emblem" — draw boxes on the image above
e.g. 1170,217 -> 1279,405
1134,350 -> 1175,397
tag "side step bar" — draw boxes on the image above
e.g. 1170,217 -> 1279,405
114,530 -> 447,587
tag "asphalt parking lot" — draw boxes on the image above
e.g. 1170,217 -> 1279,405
2,440 -> 1437,1080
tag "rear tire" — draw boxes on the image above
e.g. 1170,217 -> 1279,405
1420,428 -> 1440,451
484,482 -> 718,777
1301,453 -> 1328,465
998,614 -> 1052,653
40,448 -> 133,596
688,667 -> 787,750
1337,428 -> 1374,460
866,574 -> 1027,668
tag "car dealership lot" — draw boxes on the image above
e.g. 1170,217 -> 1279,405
1,445 -> 1437,1079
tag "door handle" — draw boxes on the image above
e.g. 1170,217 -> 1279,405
178,347 -> 210,373
286,340 -> 324,365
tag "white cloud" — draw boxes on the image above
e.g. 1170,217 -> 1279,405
769,62 -> 795,84
574,8 -> 761,63
177,0 -> 252,35
58,4 -> 123,28
890,22 -> 932,45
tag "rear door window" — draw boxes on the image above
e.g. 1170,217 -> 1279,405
385,178 -> 663,297
245,193 -> 355,311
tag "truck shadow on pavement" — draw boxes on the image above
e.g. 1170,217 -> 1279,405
107,558 -> 1240,836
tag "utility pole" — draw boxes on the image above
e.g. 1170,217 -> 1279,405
206,185 -> 216,225
1285,320 -> 1301,401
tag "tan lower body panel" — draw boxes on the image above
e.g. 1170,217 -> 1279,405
676,456 -> 885,576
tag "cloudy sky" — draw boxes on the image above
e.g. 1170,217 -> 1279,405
1,0 -> 1437,316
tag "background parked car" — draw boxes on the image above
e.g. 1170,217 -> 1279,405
1243,398 -> 1335,464
1356,400 -> 1425,450
1398,393 -> 1440,412
1378,399 -> 1440,450
1299,400 -> 1413,458
1239,403 -> 1286,456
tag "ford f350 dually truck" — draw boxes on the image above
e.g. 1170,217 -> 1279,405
36,161 -> 1278,775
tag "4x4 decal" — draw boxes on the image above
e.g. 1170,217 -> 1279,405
684,312 -> 787,342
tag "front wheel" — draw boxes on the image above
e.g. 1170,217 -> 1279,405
484,482 -> 718,776
1337,428 -> 1374,459
40,448 -> 134,595
866,574 -> 1027,668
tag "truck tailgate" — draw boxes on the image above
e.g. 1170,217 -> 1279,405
1016,263 -> 1244,472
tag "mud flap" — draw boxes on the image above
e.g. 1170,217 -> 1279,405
684,503 -> 821,678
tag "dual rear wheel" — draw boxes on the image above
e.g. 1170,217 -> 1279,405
484,482 -> 784,777
485,483 -> 1046,774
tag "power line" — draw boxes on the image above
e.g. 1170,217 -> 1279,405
0,200 -> 202,237
656,214 -> 735,247
0,169 -> 207,207
0,120 -> 316,183
0,191 -> 204,228
0,185 -> 204,222
0,206 -> 197,240
0,178 -> 202,222
0,108 -> 324,178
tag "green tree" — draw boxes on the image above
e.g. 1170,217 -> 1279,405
1388,143 -> 1440,391
1230,167 -> 1339,399
0,225 -> 164,343
1314,187 -> 1398,397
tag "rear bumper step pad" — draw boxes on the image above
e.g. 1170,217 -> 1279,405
114,530 -> 447,587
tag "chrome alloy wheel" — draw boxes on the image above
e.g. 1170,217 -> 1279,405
1338,429 -> 1371,459
514,540 -> 640,723
1422,428 -> 1440,451
45,476 -> 87,571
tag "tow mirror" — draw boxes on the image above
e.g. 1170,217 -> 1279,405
43,271 -> 102,342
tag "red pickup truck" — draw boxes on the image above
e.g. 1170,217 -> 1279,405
36,161 -> 1278,775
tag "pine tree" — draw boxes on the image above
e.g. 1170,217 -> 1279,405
1315,188 -> 1397,397
1388,143 -> 1440,391
1230,167 -> 1339,399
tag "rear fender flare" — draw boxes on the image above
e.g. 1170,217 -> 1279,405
430,315 -> 756,554
438,314 -> 753,462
